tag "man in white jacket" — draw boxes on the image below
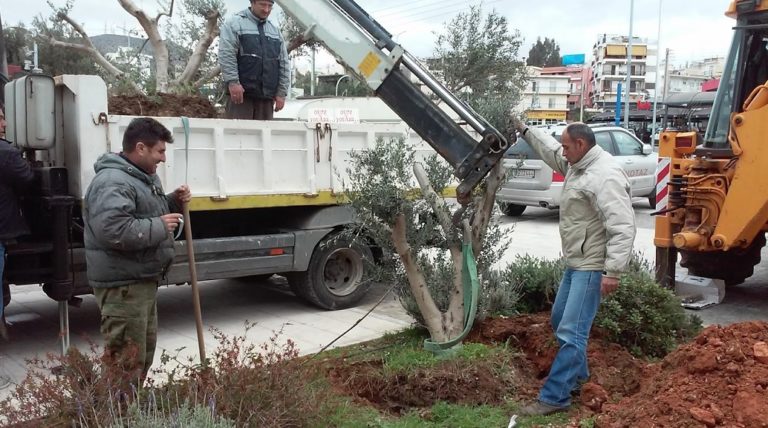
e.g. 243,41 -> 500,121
511,120 -> 636,416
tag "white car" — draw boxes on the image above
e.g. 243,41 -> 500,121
496,125 -> 657,216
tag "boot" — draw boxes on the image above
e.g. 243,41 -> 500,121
518,400 -> 569,416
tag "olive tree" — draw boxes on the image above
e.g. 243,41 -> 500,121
339,7 -> 527,346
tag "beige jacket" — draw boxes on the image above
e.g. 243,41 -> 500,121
522,127 -> 636,277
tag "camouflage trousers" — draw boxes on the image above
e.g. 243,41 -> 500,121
94,281 -> 158,382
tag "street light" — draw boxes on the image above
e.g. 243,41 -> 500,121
335,74 -> 350,96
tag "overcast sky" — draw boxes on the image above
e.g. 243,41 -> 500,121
2,0 -> 734,69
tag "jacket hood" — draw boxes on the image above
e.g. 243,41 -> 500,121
94,152 -> 153,185
237,7 -> 268,24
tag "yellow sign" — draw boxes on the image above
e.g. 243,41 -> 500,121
526,111 -> 567,120
358,52 -> 381,79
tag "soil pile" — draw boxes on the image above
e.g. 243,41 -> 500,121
327,314 -> 768,426
467,313 -> 646,402
596,321 -> 768,427
108,93 -> 218,118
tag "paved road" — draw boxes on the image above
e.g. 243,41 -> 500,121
2,198 -> 768,395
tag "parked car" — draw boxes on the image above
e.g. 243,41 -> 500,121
497,125 -> 657,216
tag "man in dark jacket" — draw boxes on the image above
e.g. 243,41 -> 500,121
83,117 -> 191,382
0,104 -> 35,342
218,0 -> 290,120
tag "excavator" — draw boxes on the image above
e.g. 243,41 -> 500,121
655,0 -> 768,288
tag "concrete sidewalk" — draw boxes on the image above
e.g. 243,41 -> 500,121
0,277 -> 412,399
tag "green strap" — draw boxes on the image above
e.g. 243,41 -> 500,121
181,116 -> 190,184
423,241 -> 480,356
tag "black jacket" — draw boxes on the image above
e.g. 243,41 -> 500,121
0,139 -> 34,241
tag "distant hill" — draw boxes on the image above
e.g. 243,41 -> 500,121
90,34 -> 155,56
89,34 -> 187,65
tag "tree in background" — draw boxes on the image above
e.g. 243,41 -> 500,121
2,21 -> 98,78
429,5 -> 527,133
527,37 -> 562,68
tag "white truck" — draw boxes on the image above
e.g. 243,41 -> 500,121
2,0 -> 508,319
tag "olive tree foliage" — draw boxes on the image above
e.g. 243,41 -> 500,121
343,138 -> 519,343
429,5 -> 527,132
39,0 -> 224,94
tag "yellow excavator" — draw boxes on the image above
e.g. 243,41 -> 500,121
655,0 -> 768,287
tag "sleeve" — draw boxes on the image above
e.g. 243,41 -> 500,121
1,147 -> 35,190
86,179 -> 169,251
521,127 -> 570,176
218,17 -> 241,84
276,32 -> 290,98
591,171 -> 636,277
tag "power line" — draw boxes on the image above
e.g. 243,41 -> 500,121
382,0 -> 505,33
375,0 -> 468,20
368,0 -> 440,15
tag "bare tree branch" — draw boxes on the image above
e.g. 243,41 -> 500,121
49,12 -> 141,93
193,65 -> 221,89
117,0 -> 171,92
155,0 -> 175,23
173,8 -> 221,89
287,34 -> 306,54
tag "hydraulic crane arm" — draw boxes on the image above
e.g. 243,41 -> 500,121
276,0 -> 509,202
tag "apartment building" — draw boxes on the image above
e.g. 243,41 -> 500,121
590,34 -> 649,109
516,66 -> 570,125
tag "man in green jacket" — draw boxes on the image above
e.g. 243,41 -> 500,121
83,117 -> 191,384
511,120 -> 636,416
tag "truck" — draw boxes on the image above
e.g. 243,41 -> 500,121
1,0 -> 509,342
654,0 -> 768,288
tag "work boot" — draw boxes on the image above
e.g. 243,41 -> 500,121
518,400 -> 569,416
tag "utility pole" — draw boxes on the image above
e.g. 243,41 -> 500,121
662,48 -> 671,108
310,47 -> 316,96
651,0 -> 663,146
624,0 -> 635,129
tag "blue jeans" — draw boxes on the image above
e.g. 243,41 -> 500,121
539,268 -> 602,407
0,242 -> 5,319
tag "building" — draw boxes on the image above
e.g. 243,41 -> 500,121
516,66 -> 570,125
590,34 -> 649,109
540,65 -> 593,111
657,56 -> 725,97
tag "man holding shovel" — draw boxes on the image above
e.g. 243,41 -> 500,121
83,117 -> 191,384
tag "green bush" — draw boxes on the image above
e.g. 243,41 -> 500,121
501,254 -> 565,314
595,268 -> 702,358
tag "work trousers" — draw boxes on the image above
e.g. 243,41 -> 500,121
225,97 -> 275,120
539,268 -> 602,407
94,281 -> 158,383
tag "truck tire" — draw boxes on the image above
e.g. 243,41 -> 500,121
500,203 -> 526,217
680,233 -> 766,286
287,232 -> 372,310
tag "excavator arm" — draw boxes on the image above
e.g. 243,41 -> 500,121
276,0 -> 509,202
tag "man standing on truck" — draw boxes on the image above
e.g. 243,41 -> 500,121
219,0 -> 290,120
0,102 -> 35,344
510,120 -> 636,416
83,117 -> 191,384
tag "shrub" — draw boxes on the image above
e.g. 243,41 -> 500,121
0,325 -> 335,427
501,254 -> 565,314
595,268 -> 702,358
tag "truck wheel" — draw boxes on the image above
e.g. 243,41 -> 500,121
287,232 -> 372,310
500,203 -> 526,217
680,233 -> 766,286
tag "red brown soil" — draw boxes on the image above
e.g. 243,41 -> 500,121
328,314 -> 768,426
108,93 -> 218,118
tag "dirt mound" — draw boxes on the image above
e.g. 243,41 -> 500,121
596,321 -> 768,427
109,93 -> 218,118
467,313 -> 645,401
327,355 -> 520,415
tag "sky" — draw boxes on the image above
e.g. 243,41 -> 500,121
1,0 -> 735,71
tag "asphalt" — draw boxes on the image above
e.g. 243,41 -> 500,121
2,198 -> 767,397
